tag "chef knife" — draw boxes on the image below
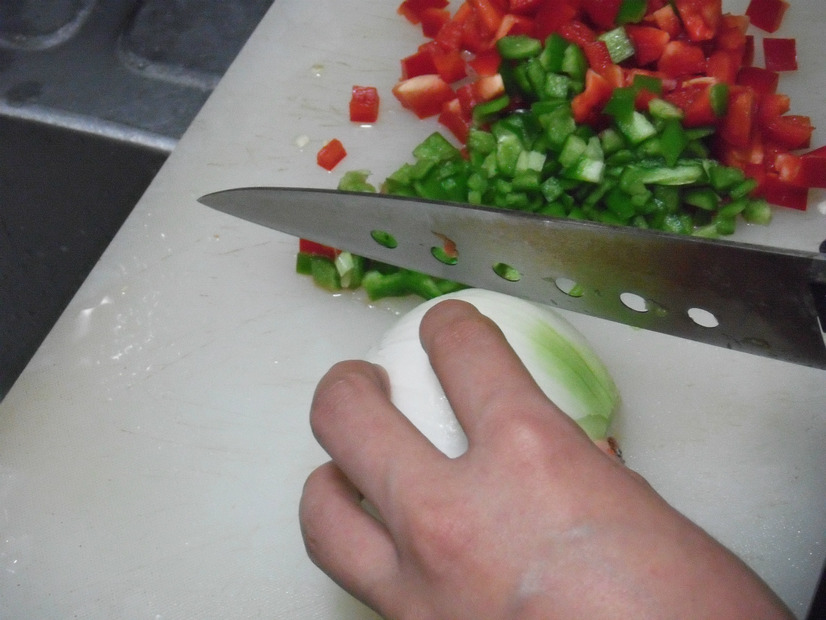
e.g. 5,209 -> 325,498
198,187 -> 826,370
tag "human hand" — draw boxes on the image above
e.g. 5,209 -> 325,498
299,299 -> 792,619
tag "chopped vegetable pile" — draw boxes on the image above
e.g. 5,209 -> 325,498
303,0 -> 824,300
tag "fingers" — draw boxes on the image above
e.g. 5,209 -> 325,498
418,299 -> 581,447
299,462 -> 400,608
309,359 -> 444,510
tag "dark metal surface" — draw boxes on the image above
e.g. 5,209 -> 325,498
200,187 -> 826,370
0,0 -> 274,400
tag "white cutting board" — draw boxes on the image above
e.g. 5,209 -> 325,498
1,0 -> 825,617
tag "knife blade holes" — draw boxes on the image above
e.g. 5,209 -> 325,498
620,292 -> 648,313
493,262 -> 521,282
687,307 -> 719,328
370,230 -> 398,249
431,233 -> 458,265
554,277 -> 583,298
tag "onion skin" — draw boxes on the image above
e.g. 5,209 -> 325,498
367,289 -> 621,458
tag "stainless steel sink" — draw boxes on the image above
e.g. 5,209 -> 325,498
0,0 -> 274,399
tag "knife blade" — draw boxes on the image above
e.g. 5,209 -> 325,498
199,187 -> 826,370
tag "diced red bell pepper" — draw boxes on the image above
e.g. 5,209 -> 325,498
674,0 -> 722,41
468,0 -> 505,36
493,13 -> 535,41
460,11 -> 494,53
736,66 -> 779,94
392,74 -> 456,118
438,97 -> 472,142
794,148 -> 826,188
509,0 -> 543,17
401,47 -> 439,79
398,0 -> 450,24
706,50 -> 740,84
434,17 -> 465,50
581,0 -> 623,30
558,19 -> 597,47
763,38 -> 798,72
468,49 -> 501,76
456,73 -> 505,116
743,35 -> 755,66
316,138 -> 347,171
571,69 -> 614,124
757,92 -> 790,125
714,14 -> 749,53
665,80 -> 721,127
758,173 -> 809,210
647,4 -> 682,39
719,86 -> 756,147
658,41 -> 707,78
432,48 -> 468,83
532,1 -> 578,40
745,0 -> 789,33
626,25 -> 670,67
582,41 -> 614,75
299,239 -> 340,260
762,115 -> 814,150
349,86 -> 380,123
420,7 -> 451,37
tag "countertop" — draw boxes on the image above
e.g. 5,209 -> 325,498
1,0 -> 825,617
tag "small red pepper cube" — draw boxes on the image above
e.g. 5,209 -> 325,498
763,38 -> 797,71
736,66 -> 779,94
657,40 -> 707,78
392,74 -> 455,119
299,239 -> 340,260
759,173 -> 809,210
420,7 -> 450,37
349,85 -> 380,123
797,149 -> 826,189
745,0 -> 789,33
316,138 -> 347,171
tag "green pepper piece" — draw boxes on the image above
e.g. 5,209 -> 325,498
497,34 -> 543,60
598,27 -> 635,64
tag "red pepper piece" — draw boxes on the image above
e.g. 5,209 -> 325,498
745,0 -> 789,33
647,4 -> 682,39
349,86 -> 380,123
625,25 -> 670,67
720,86 -> 756,148
582,41 -> 613,75
509,0 -> 543,17
420,7 -> 451,37
795,150 -> 826,188
763,38 -> 798,72
316,139 -> 347,171
398,0 -> 449,24
299,239 -> 340,260
736,66 -> 779,94
762,115 -> 814,150
674,0 -> 722,42
571,69 -> 614,124
533,1 -> 578,40
401,48 -> 439,79
558,19 -> 597,47
468,49 -> 501,76
432,48 -> 468,83
581,0 -> 622,31
657,41 -> 707,78
758,173 -> 809,210
468,0 -> 505,36
438,97 -> 472,143
706,50 -> 740,85
392,74 -> 456,118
